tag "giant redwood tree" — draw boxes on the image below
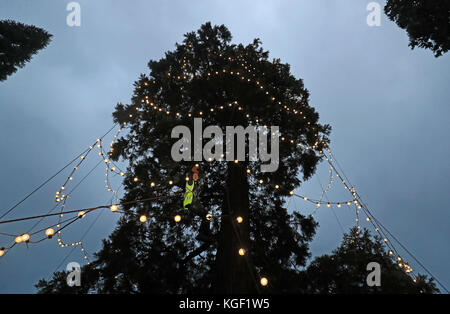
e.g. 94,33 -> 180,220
36,23 -> 331,293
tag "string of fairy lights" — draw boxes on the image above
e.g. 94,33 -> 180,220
0,49 -> 447,292
137,52 -> 325,150
0,126 -> 441,290
0,125 -> 118,261
0,120 -> 440,290
321,151 -> 419,277
123,60 -> 450,290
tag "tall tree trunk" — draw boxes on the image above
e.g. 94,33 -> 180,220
214,162 -> 255,293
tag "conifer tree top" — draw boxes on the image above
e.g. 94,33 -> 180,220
0,19 -> 52,81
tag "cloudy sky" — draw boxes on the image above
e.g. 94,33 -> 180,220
0,0 -> 449,293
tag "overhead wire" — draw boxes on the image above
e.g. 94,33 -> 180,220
323,148 -> 449,293
0,124 -> 118,221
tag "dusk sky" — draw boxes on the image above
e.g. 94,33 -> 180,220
0,0 -> 449,293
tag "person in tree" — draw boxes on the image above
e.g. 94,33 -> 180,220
35,22 -> 328,294
183,165 -> 212,243
33,22 -> 443,295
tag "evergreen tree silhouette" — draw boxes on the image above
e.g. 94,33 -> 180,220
37,22 -> 330,293
385,0 -> 450,57
300,227 -> 439,294
0,20 -> 52,81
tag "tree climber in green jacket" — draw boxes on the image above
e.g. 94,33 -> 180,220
183,165 -> 212,242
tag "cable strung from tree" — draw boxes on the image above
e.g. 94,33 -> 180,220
24,159 -> 105,237
52,194 -> 117,272
0,124 -> 118,220
323,148 -> 449,294
0,193 -> 181,225
0,150 -> 88,220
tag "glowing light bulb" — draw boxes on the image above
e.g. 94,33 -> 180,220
206,214 -> 212,221
78,211 -> 86,218
236,216 -> 243,224
133,177 -> 138,182
327,203 -> 331,208
110,205 -> 118,212
150,182 -> 155,187
139,215 -> 147,223
275,185 -> 279,189
45,228 -> 55,238
246,169 -> 251,174
0,248 -> 4,257
15,236 -> 23,243
22,234 -> 30,242
289,191 -> 294,195
238,248 -> 246,256
169,180 -> 173,185
316,203 -> 321,207
260,277 -> 268,286
303,196 -> 308,201
174,215 -> 181,222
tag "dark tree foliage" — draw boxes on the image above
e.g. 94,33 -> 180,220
35,267 -> 100,294
385,0 -> 450,57
0,20 -> 52,81
36,23 -> 330,293
299,227 -> 439,294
